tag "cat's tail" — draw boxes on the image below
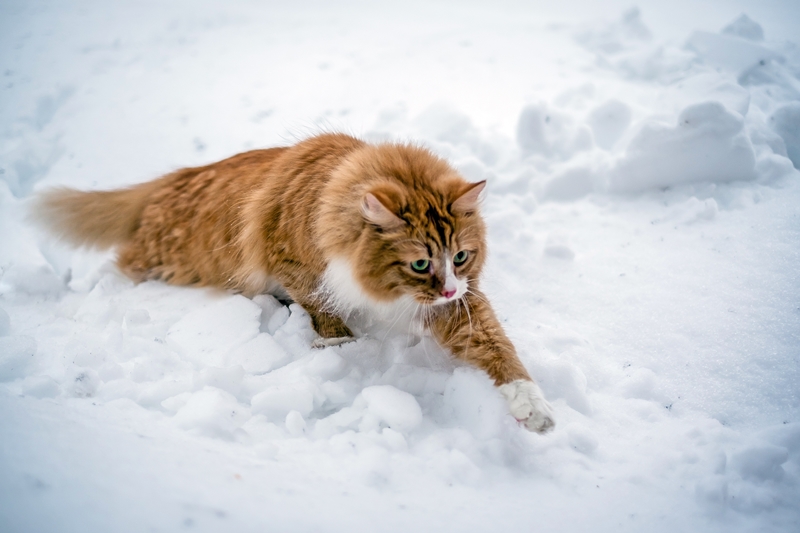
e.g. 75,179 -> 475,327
30,181 -> 159,249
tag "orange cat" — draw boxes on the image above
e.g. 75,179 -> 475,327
35,133 -> 555,433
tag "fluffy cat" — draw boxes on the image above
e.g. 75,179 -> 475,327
34,133 -> 555,433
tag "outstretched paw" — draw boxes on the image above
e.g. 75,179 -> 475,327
498,379 -> 555,434
311,336 -> 355,349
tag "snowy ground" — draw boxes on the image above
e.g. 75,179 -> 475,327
1,1 -> 799,531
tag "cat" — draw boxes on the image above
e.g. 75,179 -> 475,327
34,133 -> 555,433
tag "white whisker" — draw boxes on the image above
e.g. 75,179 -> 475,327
462,295 -> 474,362
381,296 -> 416,349
466,288 -> 490,306
419,304 -> 436,369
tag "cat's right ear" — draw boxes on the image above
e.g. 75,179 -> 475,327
452,180 -> 486,214
362,192 -> 405,229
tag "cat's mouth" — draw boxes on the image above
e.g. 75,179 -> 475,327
416,283 -> 468,307
431,293 -> 462,306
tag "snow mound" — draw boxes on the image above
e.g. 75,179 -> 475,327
608,102 -> 757,192
361,385 -> 423,432
587,99 -> 632,150
730,444 -> 789,482
0,307 -> 10,336
722,14 -> 765,42
769,102 -> 800,168
171,386 -> 251,439
166,295 -> 261,366
0,336 -> 37,381
251,382 -> 315,420
517,102 -> 593,160
687,31 -> 779,76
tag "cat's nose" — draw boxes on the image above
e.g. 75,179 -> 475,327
441,288 -> 456,299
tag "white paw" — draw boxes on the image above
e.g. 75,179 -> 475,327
498,379 -> 555,434
311,336 -> 355,349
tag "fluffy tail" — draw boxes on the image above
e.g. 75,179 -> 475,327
31,182 -> 157,249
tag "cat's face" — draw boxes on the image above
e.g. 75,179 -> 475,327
318,142 -> 488,310
356,178 -> 487,308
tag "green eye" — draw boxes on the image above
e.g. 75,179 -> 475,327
411,259 -> 430,273
453,250 -> 469,265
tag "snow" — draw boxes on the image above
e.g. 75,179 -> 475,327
608,101 -> 758,191
361,385 -> 424,433
771,101 -> 800,167
1,0 -> 800,531
722,14 -> 766,42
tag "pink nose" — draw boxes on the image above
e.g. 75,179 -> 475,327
441,288 -> 456,299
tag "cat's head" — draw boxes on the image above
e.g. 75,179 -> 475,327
320,143 -> 488,308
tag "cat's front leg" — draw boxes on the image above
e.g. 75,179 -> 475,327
429,289 -> 555,433
498,379 -> 555,433
306,307 -> 355,348
276,271 -> 356,347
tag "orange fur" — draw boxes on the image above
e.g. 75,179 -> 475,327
34,133 -> 550,414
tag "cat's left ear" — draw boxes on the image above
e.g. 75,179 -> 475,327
451,180 -> 486,214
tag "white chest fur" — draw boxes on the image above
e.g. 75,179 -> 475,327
318,257 -> 418,323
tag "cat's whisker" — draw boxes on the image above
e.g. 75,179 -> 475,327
461,294 -> 474,362
381,296 -> 416,350
402,302 -> 422,360
406,303 -> 420,355
466,287 -> 490,306
419,305 -> 437,370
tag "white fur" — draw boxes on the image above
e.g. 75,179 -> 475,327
498,379 -> 555,433
320,257 -> 376,314
432,253 -> 468,306
319,257 -> 417,320
311,336 -> 355,348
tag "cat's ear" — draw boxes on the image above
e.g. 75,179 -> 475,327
451,180 -> 486,214
362,191 -> 405,229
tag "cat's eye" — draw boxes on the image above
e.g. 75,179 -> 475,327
453,250 -> 469,265
410,259 -> 430,273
